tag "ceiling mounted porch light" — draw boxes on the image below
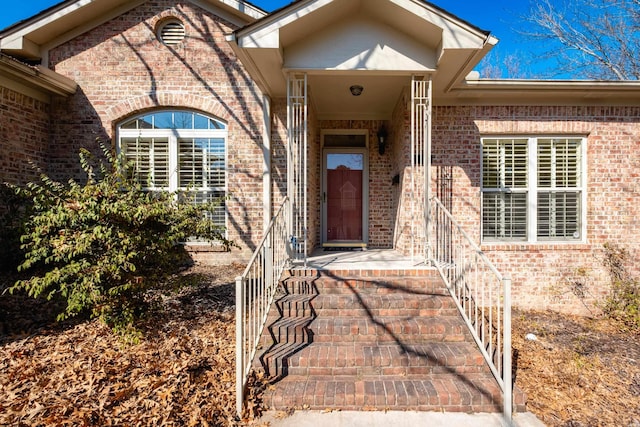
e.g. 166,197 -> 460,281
350,85 -> 364,96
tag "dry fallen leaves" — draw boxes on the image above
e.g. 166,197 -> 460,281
3,267 -> 639,427
513,309 -> 640,427
0,263 -> 266,427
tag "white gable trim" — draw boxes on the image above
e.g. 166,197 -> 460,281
0,0 -> 265,62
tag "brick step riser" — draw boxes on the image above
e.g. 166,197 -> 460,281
310,334 -> 467,344
272,294 -> 459,315
301,294 -> 458,309
281,277 -> 448,294
260,375 -> 511,413
262,325 -> 468,344
311,316 -> 468,333
265,323 -> 312,344
284,364 -> 489,377
280,284 -> 450,297
266,308 -> 461,322
284,270 -> 442,281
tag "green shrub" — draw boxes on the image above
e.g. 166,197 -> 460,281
601,243 -> 640,332
0,185 -> 32,273
7,146 -> 234,336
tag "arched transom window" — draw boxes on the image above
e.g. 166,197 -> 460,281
118,110 -> 227,228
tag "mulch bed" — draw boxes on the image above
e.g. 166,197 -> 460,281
1,265 -> 639,426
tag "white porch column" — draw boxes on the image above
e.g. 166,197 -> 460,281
287,73 -> 308,261
411,75 -> 432,262
262,94 -> 272,232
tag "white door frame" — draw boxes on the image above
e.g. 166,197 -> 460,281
321,146 -> 370,247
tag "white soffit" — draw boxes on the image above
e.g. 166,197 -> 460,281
284,15 -> 437,71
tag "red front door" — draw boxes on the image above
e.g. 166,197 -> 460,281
325,152 -> 364,243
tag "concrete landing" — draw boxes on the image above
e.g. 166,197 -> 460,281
258,410 -> 546,427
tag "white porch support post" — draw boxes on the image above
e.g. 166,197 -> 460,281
411,75 -> 432,263
262,94 -> 272,232
425,77 -> 433,261
503,277 -> 513,422
286,73 -> 308,263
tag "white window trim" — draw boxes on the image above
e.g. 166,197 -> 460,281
117,114 -> 229,242
481,136 -> 587,244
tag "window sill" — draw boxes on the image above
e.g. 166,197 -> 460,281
481,241 -> 590,252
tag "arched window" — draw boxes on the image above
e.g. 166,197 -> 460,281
118,110 -> 227,229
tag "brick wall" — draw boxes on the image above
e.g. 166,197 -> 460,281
432,105 -> 640,314
0,86 -> 50,185
46,0 -> 266,262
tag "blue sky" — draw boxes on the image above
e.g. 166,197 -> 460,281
0,0 -> 544,78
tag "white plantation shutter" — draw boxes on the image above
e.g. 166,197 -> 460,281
482,137 -> 584,242
482,139 -> 528,241
537,138 -> 582,240
121,137 -> 169,189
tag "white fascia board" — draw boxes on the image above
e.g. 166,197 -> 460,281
391,0 -> 489,48
216,0 -> 267,20
3,0 -> 96,43
0,35 -> 41,58
441,79 -> 640,105
0,56 -> 77,97
191,0 -> 265,27
235,0 -> 332,48
461,78 -> 640,91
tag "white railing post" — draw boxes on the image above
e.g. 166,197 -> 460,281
429,196 -> 514,424
235,275 -> 245,417
235,198 -> 289,417
503,277 -> 513,423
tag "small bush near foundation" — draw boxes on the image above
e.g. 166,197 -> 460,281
7,146 -> 233,339
0,185 -> 32,272
601,243 -> 640,332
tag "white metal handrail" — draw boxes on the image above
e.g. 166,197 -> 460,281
235,197 -> 289,417
429,196 -> 513,422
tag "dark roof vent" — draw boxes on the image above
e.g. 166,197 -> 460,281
157,19 -> 185,46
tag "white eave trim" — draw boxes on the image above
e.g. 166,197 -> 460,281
225,33 -> 277,95
216,0 -> 267,20
0,55 -> 77,97
441,78 -> 640,105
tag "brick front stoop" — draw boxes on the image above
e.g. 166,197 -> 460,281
253,269 -> 527,413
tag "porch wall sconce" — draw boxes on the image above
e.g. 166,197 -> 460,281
377,125 -> 388,155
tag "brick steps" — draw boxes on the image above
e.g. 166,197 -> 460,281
260,374 -> 505,413
255,269 -> 526,413
285,342 -> 489,377
309,316 -> 468,343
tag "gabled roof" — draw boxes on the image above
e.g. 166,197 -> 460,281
0,0 -> 266,62
229,0 -> 495,96
228,0 -> 497,118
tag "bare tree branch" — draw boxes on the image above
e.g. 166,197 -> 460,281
523,0 -> 640,80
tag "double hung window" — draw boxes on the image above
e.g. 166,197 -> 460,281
118,110 -> 227,229
481,137 -> 585,242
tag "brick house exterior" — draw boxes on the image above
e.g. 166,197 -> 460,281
1,0 -> 639,315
